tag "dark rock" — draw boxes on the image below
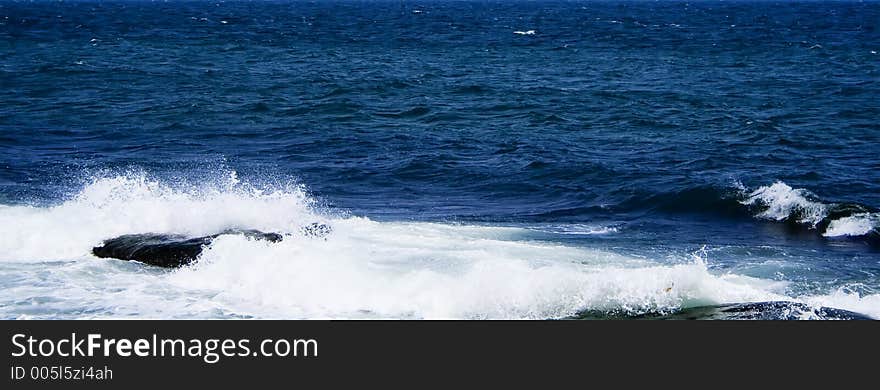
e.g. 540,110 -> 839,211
571,301 -> 873,320
92,229 -> 284,268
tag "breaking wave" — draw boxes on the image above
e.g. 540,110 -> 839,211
739,181 -> 879,239
0,172 -> 877,319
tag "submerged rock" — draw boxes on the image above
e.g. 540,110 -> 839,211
92,224 -> 331,268
572,301 -> 873,320
92,229 -> 282,268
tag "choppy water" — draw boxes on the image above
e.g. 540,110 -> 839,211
1,1 -> 878,319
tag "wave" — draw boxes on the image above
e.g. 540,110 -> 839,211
1,172 -> 878,319
609,180 -> 878,242
739,181 -> 879,239
823,213 -> 880,238
741,182 -> 828,227
585,181 -> 879,244
162,225 -> 785,319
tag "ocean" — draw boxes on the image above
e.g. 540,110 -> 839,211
1,0 -> 878,319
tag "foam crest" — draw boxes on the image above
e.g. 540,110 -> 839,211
741,181 -> 827,226
823,213 -> 879,237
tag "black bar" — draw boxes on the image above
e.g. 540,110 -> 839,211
2,321 -> 877,387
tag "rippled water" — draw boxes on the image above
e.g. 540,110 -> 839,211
1,1 -> 878,319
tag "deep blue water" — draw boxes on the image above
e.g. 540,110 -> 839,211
0,1 -> 878,319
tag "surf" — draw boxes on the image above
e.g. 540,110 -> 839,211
0,172 -> 877,319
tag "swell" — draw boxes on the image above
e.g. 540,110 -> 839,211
737,181 -> 880,243
541,181 -> 880,246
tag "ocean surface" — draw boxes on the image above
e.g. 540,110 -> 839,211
1,0 -> 879,319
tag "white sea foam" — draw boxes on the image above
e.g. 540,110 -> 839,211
823,213 -> 879,237
0,174 -> 877,319
739,181 -> 878,238
0,228 -> 790,319
164,232 -> 791,319
803,288 -> 880,319
741,181 -> 827,226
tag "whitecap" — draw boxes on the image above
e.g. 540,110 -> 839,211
823,213 -> 879,237
740,181 -> 827,226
